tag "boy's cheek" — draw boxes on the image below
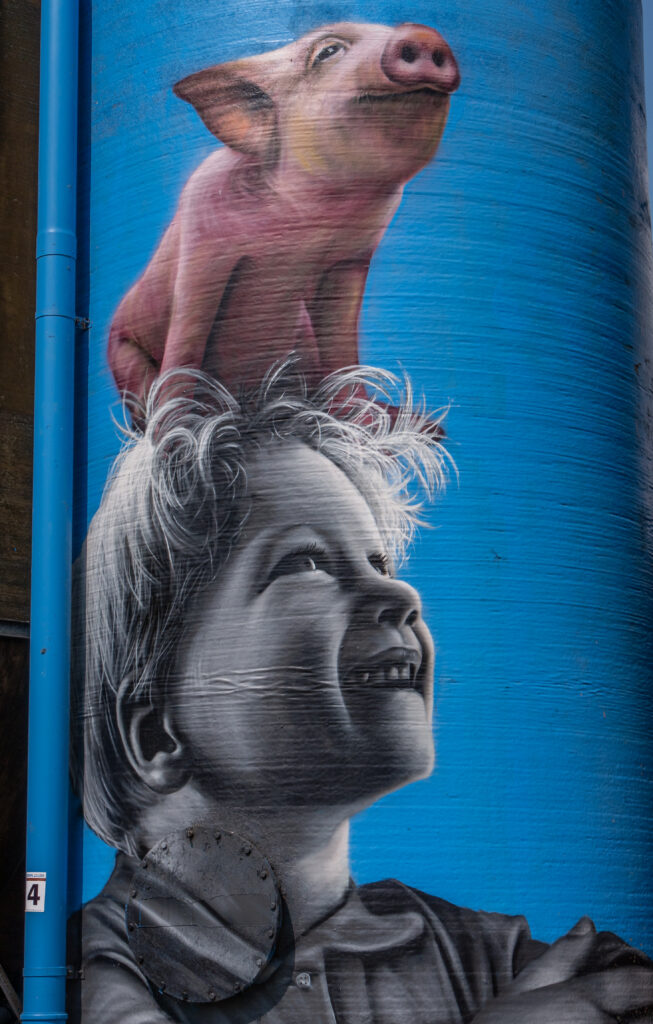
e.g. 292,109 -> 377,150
258,575 -> 342,606
254,589 -> 350,636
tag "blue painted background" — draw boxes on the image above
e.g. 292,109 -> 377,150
73,0 -> 653,950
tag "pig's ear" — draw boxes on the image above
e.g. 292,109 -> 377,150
174,69 -> 277,159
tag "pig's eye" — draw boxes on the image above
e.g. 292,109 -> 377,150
311,41 -> 347,67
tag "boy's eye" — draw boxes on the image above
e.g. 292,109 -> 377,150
311,40 -> 347,67
369,552 -> 391,576
267,546 -> 330,584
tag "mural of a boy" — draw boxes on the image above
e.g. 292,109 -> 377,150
69,367 -> 653,1023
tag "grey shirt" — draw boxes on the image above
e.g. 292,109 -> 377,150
67,852 -> 636,1024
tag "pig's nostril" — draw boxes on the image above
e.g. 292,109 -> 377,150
382,29 -> 459,90
401,43 -> 418,64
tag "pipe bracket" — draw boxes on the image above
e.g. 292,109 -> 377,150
20,1015 -> 68,1021
36,227 -> 77,260
22,967 -> 68,978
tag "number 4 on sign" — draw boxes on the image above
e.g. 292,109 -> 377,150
25,872 -> 46,912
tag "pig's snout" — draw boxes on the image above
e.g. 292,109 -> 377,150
381,24 -> 460,94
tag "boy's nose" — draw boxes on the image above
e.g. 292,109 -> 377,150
367,575 -> 421,630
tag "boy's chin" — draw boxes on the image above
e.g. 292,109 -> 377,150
228,762 -> 435,812
193,736 -> 435,813
378,746 -> 435,792
339,744 -> 436,811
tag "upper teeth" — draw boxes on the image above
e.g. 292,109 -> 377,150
355,662 -> 416,686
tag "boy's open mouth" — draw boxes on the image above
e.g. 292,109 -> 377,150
345,646 -> 422,691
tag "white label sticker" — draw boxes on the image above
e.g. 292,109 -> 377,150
25,872 -> 46,913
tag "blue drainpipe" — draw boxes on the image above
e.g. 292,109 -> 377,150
22,0 -> 79,1020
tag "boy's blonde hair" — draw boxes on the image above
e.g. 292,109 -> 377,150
71,363 -> 449,853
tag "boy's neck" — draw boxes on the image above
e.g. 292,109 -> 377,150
229,810 -> 351,936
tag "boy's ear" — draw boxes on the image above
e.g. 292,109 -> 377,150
117,680 -> 188,794
173,63 -> 278,160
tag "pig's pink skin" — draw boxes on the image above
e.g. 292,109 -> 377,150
108,22 -> 460,411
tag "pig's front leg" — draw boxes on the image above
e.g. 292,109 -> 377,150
108,307 -> 162,417
108,218 -> 181,413
310,257 -> 372,376
159,236 -> 239,383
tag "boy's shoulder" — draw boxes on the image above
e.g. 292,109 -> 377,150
73,859 -> 545,975
71,858 -> 543,979
69,853 -> 142,975
356,878 -> 547,976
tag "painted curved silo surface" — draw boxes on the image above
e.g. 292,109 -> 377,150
69,0 -> 653,1019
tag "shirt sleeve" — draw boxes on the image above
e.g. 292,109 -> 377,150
393,883 -> 548,1001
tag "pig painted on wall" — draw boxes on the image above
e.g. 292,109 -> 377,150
108,21 -> 460,411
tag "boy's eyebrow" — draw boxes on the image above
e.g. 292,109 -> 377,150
243,523 -> 326,564
246,517 -> 392,566
253,522 -> 324,541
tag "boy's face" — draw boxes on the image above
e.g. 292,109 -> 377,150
172,440 -> 435,810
